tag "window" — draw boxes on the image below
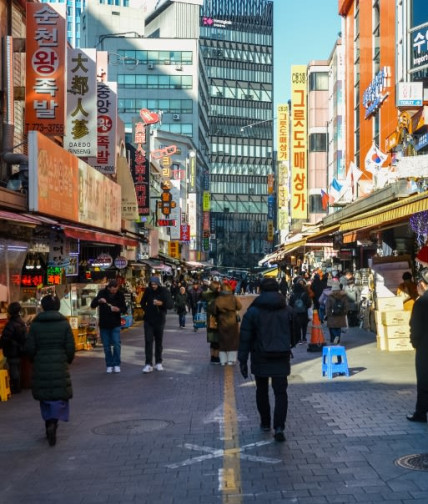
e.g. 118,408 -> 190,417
309,194 -> 325,213
309,133 -> 327,151
412,0 -> 428,28
309,72 -> 329,91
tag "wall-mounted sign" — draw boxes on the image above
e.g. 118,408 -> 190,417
411,27 -> 428,71
396,82 -> 423,107
362,67 -> 390,118
114,256 -> 128,269
158,219 -> 176,226
92,253 -> 113,269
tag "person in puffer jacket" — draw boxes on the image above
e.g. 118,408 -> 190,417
25,295 -> 75,447
238,278 -> 297,443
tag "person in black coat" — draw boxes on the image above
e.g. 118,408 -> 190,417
408,268 -> 428,423
288,279 -> 312,343
140,276 -> 170,373
25,295 -> 75,446
91,280 -> 128,374
0,302 -> 27,393
238,278 -> 296,442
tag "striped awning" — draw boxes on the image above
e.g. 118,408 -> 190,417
340,190 -> 428,232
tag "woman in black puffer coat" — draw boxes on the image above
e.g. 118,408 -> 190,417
25,295 -> 75,447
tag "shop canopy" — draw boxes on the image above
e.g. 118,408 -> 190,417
62,225 -> 138,247
262,267 -> 278,277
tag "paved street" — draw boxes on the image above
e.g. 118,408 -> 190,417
1,311 -> 428,504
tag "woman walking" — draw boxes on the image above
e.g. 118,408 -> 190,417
213,282 -> 242,365
174,285 -> 188,328
202,280 -> 221,364
25,295 -> 75,446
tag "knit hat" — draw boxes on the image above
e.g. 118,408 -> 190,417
149,276 -> 161,286
7,302 -> 21,317
331,281 -> 341,291
260,278 -> 279,292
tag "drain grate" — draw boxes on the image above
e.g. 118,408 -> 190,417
92,419 -> 172,436
395,453 -> 428,472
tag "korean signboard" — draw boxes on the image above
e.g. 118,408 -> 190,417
411,27 -> 428,71
362,67 -> 390,119
188,153 -> 197,193
396,82 -> 423,107
65,48 -> 97,157
130,119 -> 150,216
28,131 -> 121,232
25,3 -> 66,136
277,104 -> 289,162
87,82 -> 117,174
290,65 -> 307,220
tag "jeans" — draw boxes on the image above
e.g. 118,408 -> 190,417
144,320 -> 165,365
100,326 -> 121,367
178,313 -> 186,327
255,376 -> 288,430
329,327 -> 341,343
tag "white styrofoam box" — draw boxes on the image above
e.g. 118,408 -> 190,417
381,310 -> 411,326
376,296 -> 404,312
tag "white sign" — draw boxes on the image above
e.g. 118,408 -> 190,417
87,81 -> 117,175
397,82 -> 423,107
65,48 -> 97,156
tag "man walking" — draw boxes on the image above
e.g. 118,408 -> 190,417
238,278 -> 296,442
140,276 -> 170,373
408,268 -> 428,423
91,280 -> 127,373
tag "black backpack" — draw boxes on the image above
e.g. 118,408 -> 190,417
331,296 -> 346,316
293,295 -> 307,313
256,311 -> 292,358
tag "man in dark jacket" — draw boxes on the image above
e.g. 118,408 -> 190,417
140,276 -> 170,373
91,280 -> 127,374
238,278 -> 296,442
408,268 -> 428,423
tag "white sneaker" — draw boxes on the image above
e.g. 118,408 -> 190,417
142,364 -> 153,373
113,366 -> 121,373
106,367 -> 113,374
333,336 -> 340,345
154,363 -> 164,371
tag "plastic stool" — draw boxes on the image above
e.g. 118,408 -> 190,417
0,369 -> 11,401
322,345 -> 349,379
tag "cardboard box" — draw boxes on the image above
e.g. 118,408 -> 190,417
376,296 -> 404,312
374,310 -> 383,325
384,325 -> 410,339
376,331 -> 387,351
386,337 -> 414,352
381,310 -> 411,326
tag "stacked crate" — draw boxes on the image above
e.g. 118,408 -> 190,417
374,296 -> 413,351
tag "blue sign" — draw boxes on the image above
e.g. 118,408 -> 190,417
416,133 -> 428,152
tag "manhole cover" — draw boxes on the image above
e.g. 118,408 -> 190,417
92,419 -> 172,436
395,454 -> 428,472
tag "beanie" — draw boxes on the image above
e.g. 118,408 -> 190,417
260,278 -> 279,292
149,276 -> 161,286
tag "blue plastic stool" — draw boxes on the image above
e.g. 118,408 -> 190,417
322,345 -> 349,379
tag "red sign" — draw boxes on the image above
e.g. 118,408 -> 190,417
180,224 -> 190,242
158,219 -> 176,226
139,108 -> 160,125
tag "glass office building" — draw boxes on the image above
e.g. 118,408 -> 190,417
200,0 -> 274,268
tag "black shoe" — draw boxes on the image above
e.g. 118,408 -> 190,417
406,413 -> 427,423
46,422 -> 57,446
274,427 -> 286,442
260,424 -> 271,432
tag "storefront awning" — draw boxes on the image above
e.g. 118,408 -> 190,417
140,259 -> 172,273
62,225 -> 138,247
0,210 -> 41,226
262,267 -> 278,277
340,189 -> 428,232
305,224 -> 340,242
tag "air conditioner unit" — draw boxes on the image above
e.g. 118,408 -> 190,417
172,114 -> 181,121
148,63 -> 154,70
216,91 -> 223,97
245,94 -> 254,100
175,65 -> 183,71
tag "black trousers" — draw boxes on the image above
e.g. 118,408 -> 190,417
144,320 -> 165,365
7,357 -> 22,393
255,376 -> 288,430
415,350 -> 428,416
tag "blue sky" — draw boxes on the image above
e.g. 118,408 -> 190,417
273,0 -> 342,108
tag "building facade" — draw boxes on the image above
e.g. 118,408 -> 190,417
200,0 -> 274,268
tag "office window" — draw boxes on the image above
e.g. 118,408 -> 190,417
412,0 -> 428,28
309,72 -> 329,91
309,133 -> 327,151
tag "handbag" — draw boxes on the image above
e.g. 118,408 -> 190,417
208,314 -> 218,330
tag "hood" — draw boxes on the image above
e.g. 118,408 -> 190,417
34,311 -> 67,323
251,291 -> 286,311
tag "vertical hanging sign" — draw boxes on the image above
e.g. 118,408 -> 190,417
277,103 -> 290,235
25,3 -> 66,136
290,65 -> 308,220
65,48 -> 97,157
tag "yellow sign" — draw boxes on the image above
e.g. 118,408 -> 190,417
290,65 -> 307,220
168,241 -> 180,258
267,220 -> 274,242
203,191 -> 211,211
277,104 -> 289,162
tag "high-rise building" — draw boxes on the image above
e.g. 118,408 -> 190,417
40,0 -> 87,48
200,0 -> 274,268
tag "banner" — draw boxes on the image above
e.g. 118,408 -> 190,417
65,48 -> 97,157
290,65 -> 307,219
25,3 -> 66,136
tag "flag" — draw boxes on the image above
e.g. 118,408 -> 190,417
349,161 -> 363,200
321,189 -> 329,210
365,143 -> 388,173
329,178 -> 342,203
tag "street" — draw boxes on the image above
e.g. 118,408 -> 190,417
1,313 -> 428,504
